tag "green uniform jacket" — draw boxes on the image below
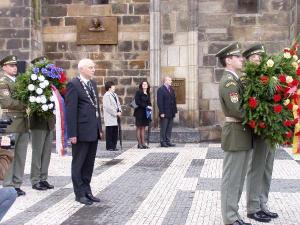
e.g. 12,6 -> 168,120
29,112 -> 55,130
219,70 -> 252,151
0,73 -> 28,133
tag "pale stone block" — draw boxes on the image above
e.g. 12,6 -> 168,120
198,1 -> 223,12
174,32 -> 188,45
161,66 -> 175,76
198,68 -> 213,83
209,99 -> 221,111
202,83 -> 219,99
43,33 -> 76,42
167,46 -> 180,66
43,26 -> 76,34
188,31 -> 198,45
188,44 -> 198,66
161,48 -> 168,66
90,5 -> 112,16
174,66 -> 188,76
205,28 -> 227,34
179,46 -> 188,66
0,0 -> 10,8
138,32 -> 149,40
119,25 -> 149,32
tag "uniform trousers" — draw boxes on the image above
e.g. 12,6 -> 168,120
221,150 -> 251,224
0,187 -> 17,221
30,129 -> 53,185
246,136 -> 275,213
3,132 -> 29,188
71,140 -> 98,198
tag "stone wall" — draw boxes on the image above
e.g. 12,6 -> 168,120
42,0 -> 150,128
0,0 -> 31,61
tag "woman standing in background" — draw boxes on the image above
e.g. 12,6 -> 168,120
134,81 -> 152,149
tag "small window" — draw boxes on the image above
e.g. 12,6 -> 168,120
92,0 -> 109,4
237,0 -> 258,14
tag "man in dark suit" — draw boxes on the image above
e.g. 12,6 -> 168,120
65,58 -> 103,205
157,76 -> 177,147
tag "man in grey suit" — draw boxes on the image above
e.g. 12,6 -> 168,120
243,45 -> 277,223
103,81 -> 122,151
157,76 -> 177,147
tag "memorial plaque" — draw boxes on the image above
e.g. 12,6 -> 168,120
77,17 -> 118,45
172,78 -> 186,104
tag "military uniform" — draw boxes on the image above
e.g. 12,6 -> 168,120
243,45 -> 278,221
217,43 -> 252,225
29,56 -> 55,190
0,56 -> 29,194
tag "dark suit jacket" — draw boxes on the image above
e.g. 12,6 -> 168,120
157,85 -> 177,118
65,77 -> 102,142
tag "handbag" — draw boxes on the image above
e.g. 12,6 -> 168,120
146,108 -> 152,120
129,98 -> 138,109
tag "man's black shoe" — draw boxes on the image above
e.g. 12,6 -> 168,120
166,142 -> 176,147
75,196 -> 93,205
15,188 -> 26,196
247,211 -> 271,222
238,220 -> 252,225
226,220 -> 252,225
40,181 -> 54,189
160,142 -> 169,147
262,209 -> 278,218
32,183 -> 47,191
86,193 -> 100,202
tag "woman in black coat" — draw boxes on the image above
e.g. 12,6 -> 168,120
134,81 -> 152,149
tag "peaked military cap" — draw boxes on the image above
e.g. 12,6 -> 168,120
242,44 -> 265,59
0,55 -> 18,66
215,42 -> 242,58
31,56 -> 48,64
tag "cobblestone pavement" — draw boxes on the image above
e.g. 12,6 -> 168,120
1,143 -> 300,225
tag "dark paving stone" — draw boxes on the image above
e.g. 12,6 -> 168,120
161,191 -> 194,225
185,159 -> 205,178
61,153 -> 178,225
206,147 -> 224,159
197,178 -> 221,191
1,188 -> 73,225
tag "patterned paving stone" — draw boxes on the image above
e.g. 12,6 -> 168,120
1,143 -> 300,225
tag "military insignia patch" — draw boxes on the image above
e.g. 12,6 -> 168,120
1,89 -> 10,96
225,81 -> 237,88
229,92 -> 239,103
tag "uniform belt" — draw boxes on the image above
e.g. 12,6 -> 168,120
225,117 -> 242,123
1,109 -> 25,113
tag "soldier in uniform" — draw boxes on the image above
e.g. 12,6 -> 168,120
0,55 -> 29,196
243,45 -> 278,222
216,43 -> 252,225
29,56 -> 55,191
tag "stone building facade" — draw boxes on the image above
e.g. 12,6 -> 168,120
0,0 -> 299,141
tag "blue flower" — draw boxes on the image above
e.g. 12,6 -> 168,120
46,64 -> 55,69
41,68 -> 48,75
33,67 -> 39,74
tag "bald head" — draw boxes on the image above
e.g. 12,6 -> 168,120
78,58 -> 95,80
164,76 -> 172,86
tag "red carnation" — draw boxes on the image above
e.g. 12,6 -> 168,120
294,118 -> 299,124
275,85 -> 283,92
297,108 -> 300,116
248,97 -> 258,109
284,48 -> 290,53
279,74 -> 286,83
286,131 -> 293,138
248,120 -> 256,129
260,76 -> 269,85
297,68 -> 300,76
59,72 -> 67,84
296,131 -> 300,136
291,79 -> 299,87
287,103 -> 293,110
259,122 -> 266,129
274,105 -> 283,113
273,94 -> 281,102
283,120 -> 292,127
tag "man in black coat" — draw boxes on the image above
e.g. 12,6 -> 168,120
157,76 -> 177,147
65,58 -> 103,205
